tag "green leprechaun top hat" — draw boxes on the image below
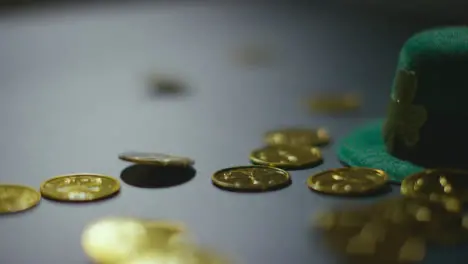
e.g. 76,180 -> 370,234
338,26 -> 468,182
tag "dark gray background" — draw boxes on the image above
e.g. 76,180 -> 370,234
0,1 -> 466,263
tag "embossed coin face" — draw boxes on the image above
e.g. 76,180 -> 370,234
119,152 -> 194,166
401,169 -> 468,204
249,145 -> 322,169
40,173 -> 120,202
307,168 -> 389,195
82,217 -> 186,264
0,185 -> 41,214
212,166 -> 291,192
264,128 -> 330,147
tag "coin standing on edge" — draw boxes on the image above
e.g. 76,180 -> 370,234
249,145 -> 322,169
118,152 -> 194,167
40,173 -> 120,202
401,169 -> 468,204
212,165 -> 291,192
264,128 -> 330,147
0,184 -> 41,214
307,167 -> 389,195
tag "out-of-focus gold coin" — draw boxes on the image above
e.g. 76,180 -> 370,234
40,173 -> 120,202
82,217 -> 186,264
306,93 -> 361,113
401,169 -> 468,205
249,145 -> 322,169
307,168 -> 388,195
120,247 -> 229,264
119,152 -> 194,166
0,185 -> 41,214
264,128 -> 330,147
212,165 -> 291,192
148,74 -> 185,95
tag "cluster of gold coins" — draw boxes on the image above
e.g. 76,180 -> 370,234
81,217 -> 228,264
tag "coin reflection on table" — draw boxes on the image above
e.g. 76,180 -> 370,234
211,165 -> 291,192
307,168 -> 388,196
264,128 -> 330,147
0,184 -> 41,214
249,145 -> 322,169
40,173 -> 120,202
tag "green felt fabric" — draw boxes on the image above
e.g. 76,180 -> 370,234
393,26 -> 468,115
337,120 -> 423,182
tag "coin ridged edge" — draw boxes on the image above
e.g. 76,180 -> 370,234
211,165 -> 291,191
307,167 -> 389,195
249,146 -> 323,169
39,173 -> 121,202
118,153 -> 194,166
0,184 -> 42,214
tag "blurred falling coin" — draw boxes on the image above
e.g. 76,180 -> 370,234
212,165 -> 291,192
149,74 -> 185,94
0,184 -> 41,214
82,217 -> 186,264
307,93 -> 361,113
401,169 -> 468,206
40,173 -> 120,202
249,145 -> 322,169
119,152 -> 194,167
307,167 -> 388,196
264,128 -> 330,147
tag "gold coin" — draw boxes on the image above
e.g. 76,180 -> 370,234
264,128 -> 330,147
212,166 -> 291,192
401,169 -> 468,204
119,152 -> 194,166
249,145 -> 322,169
0,184 -> 41,214
307,168 -> 388,195
82,217 -> 185,264
120,246 -> 229,264
306,93 -> 361,113
40,173 -> 120,202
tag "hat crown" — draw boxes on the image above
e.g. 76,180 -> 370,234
392,27 -> 468,115
384,27 -> 468,169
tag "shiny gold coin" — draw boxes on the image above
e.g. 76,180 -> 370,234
264,128 -> 330,147
40,173 -> 120,202
82,217 -> 186,264
306,93 -> 361,113
0,184 -> 41,214
401,169 -> 468,204
249,145 -> 322,169
212,165 -> 291,192
119,152 -> 194,166
307,168 -> 388,195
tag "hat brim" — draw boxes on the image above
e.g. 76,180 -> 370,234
337,119 -> 423,183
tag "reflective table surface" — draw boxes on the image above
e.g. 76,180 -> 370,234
0,2 -> 464,263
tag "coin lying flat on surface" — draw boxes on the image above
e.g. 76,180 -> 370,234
307,167 -> 388,196
306,93 -> 361,113
40,173 -> 120,202
401,169 -> 468,207
264,128 -> 330,147
119,152 -> 194,166
0,185 -> 41,214
212,165 -> 291,192
82,217 -> 186,264
249,145 -> 322,169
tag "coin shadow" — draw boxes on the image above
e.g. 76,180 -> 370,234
120,165 -> 196,188
42,191 -> 121,204
211,179 -> 292,194
0,203 -> 41,218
